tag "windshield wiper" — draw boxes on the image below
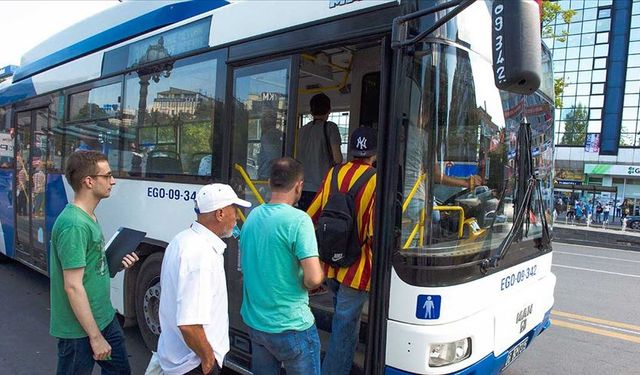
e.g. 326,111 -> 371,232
481,122 -> 551,273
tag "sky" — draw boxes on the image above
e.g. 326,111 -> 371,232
0,1 -> 120,68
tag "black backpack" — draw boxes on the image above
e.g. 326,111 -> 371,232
316,166 -> 376,268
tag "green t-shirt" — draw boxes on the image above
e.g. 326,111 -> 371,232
239,203 -> 319,333
49,204 -> 115,338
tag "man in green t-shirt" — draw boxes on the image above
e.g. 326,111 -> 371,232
240,157 -> 324,375
50,150 -> 139,374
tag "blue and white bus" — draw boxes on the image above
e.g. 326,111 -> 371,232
0,0 -> 556,373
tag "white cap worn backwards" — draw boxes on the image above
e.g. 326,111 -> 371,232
195,183 -> 251,214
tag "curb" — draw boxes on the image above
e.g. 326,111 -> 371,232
554,225 -> 640,251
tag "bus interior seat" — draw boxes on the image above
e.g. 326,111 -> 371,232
146,150 -> 183,176
190,152 -> 210,175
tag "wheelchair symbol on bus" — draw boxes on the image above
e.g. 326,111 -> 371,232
416,295 -> 441,320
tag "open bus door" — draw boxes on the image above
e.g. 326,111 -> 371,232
14,108 -> 48,272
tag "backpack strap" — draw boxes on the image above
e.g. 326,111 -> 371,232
346,167 -> 376,198
329,165 -> 375,198
329,165 -> 341,196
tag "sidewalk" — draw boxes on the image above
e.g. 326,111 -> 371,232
553,220 -> 640,251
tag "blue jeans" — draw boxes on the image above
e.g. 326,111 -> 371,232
56,316 -> 131,375
249,324 -> 320,375
321,278 -> 369,375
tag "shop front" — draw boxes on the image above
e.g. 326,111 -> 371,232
584,164 -> 640,216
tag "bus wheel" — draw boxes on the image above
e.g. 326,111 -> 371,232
135,252 -> 163,351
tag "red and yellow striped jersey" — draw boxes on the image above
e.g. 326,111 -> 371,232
307,160 -> 376,291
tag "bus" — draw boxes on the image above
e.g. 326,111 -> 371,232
0,0 -> 556,373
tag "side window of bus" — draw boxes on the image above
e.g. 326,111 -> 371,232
231,60 -> 288,205
50,82 -> 123,171
0,108 -> 14,169
122,53 -> 222,179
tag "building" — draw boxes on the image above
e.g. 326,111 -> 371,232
547,0 -> 640,213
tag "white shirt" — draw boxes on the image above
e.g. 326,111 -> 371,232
157,221 -> 229,374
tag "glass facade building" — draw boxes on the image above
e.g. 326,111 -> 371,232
548,0 -> 640,214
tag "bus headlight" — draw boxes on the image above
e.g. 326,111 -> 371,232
428,337 -> 471,367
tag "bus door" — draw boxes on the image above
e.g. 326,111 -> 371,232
14,108 -> 48,272
226,57 -> 293,361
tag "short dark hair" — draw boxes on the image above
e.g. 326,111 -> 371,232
269,157 -> 304,192
65,151 -> 108,192
309,93 -> 331,116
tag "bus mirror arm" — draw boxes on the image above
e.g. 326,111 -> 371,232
391,0 -> 475,49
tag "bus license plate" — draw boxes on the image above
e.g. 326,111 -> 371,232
503,337 -> 529,369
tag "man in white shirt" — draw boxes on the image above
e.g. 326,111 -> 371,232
158,183 -> 251,374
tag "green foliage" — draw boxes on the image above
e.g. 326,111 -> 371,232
561,104 -> 588,145
542,0 -> 576,43
542,0 -> 575,108
554,77 -> 569,108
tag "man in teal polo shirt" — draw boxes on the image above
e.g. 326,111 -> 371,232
50,150 -> 138,374
240,157 -> 324,375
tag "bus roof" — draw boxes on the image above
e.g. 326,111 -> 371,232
2,0 -> 397,107
15,0 -> 227,82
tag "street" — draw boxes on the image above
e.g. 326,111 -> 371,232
504,242 -> 640,375
1,241 -> 639,374
0,259 -> 151,375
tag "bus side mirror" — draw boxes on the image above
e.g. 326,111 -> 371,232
491,0 -> 542,95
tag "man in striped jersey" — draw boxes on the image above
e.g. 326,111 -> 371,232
307,126 -> 377,375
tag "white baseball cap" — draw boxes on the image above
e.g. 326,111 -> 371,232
195,183 -> 251,214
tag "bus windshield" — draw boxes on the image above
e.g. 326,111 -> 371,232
393,40 -> 554,287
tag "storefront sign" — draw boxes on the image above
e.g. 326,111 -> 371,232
584,164 -> 640,176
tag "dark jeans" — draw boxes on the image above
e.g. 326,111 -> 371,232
56,316 -> 131,375
321,278 -> 368,375
185,363 -> 222,375
297,191 -> 317,212
249,324 -> 321,375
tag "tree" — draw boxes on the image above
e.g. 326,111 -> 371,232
561,104 -> 588,146
541,1 -> 576,43
554,77 -> 568,108
542,0 -> 576,108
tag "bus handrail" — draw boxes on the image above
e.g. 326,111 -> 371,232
402,172 -> 425,213
434,206 -> 465,239
234,163 -> 265,204
403,205 -> 466,249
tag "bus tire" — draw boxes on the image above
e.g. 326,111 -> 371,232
135,252 -> 163,351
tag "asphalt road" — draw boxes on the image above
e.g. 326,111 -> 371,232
504,242 -> 640,375
1,240 -> 639,374
0,259 -> 151,375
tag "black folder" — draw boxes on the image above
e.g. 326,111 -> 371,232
105,227 -> 147,277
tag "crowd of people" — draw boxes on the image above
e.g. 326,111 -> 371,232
49,112 -> 378,374
555,196 -> 634,225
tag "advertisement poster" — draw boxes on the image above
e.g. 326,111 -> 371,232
584,133 -> 600,153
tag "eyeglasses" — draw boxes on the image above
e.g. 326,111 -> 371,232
89,173 -> 114,179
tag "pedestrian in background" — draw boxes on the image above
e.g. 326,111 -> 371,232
157,183 -> 250,375
604,202 -> 611,223
240,157 -> 324,375
50,150 -> 139,374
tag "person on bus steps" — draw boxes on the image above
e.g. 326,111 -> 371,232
240,157 -> 324,375
297,93 -> 343,211
307,126 -> 378,375
49,150 -> 139,375
157,183 -> 250,375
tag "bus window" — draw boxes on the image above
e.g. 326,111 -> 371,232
0,108 -> 13,168
231,59 -> 289,204
122,52 -> 222,179
54,81 -> 123,171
